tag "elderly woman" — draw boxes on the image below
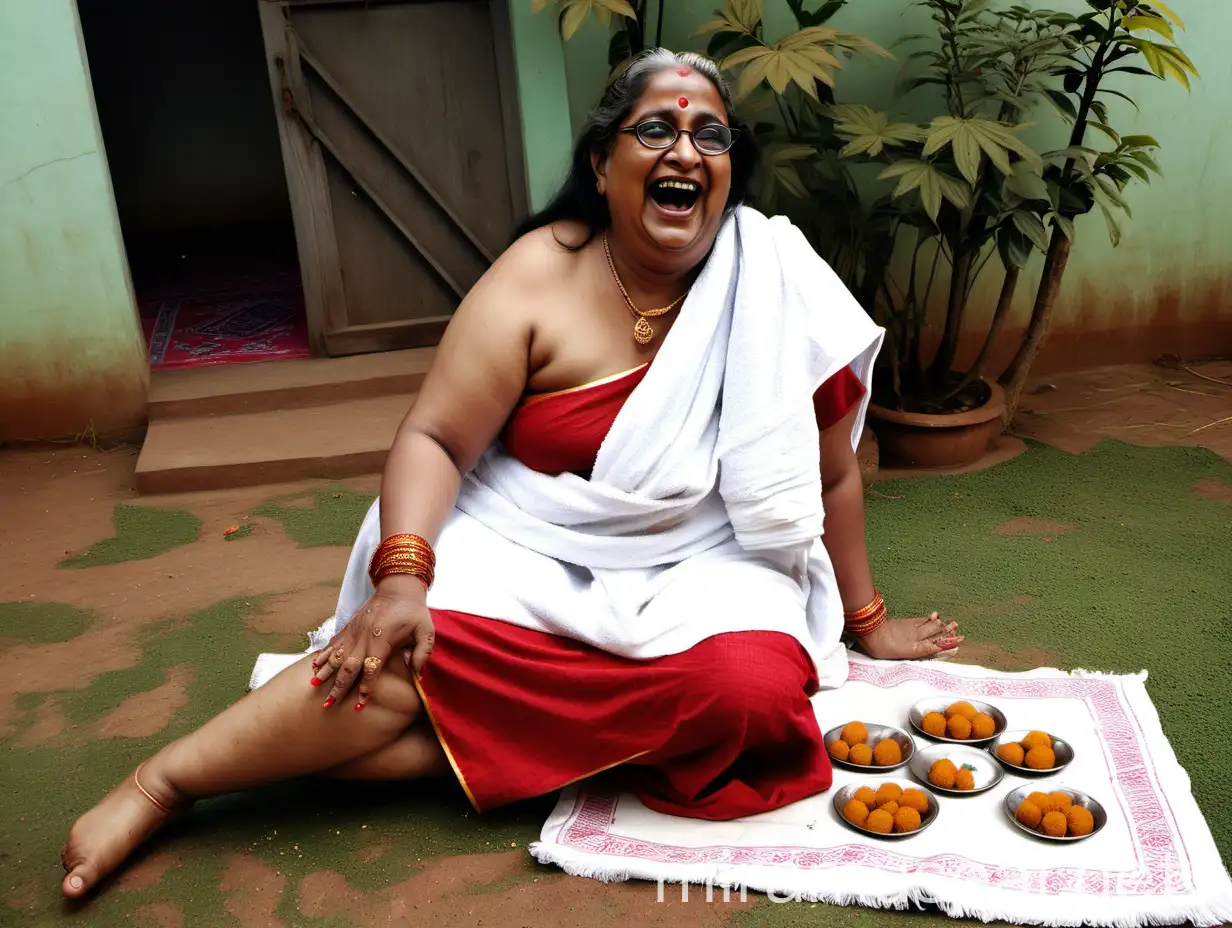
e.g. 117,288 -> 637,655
60,49 -> 962,899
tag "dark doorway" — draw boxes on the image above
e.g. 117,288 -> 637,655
78,0 -> 311,370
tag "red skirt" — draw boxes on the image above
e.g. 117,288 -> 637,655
413,609 -> 833,820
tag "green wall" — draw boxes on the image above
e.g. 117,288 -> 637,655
556,0 -> 1232,370
0,0 -> 148,441
509,1 -> 576,211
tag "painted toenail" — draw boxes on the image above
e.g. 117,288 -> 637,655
69,876 -> 83,889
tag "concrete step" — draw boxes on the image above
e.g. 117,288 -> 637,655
136,393 -> 413,493
148,348 -> 434,419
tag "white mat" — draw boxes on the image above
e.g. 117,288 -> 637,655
530,656 -> 1232,927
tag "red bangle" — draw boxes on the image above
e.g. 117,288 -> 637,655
844,591 -> 887,637
369,533 -> 435,589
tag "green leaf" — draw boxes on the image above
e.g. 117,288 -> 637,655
1123,14 -> 1174,41
1005,161 -> 1049,201
1126,149 -> 1162,174
1096,87 -> 1142,112
1045,89 -> 1078,121
1011,209 -> 1051,253
1120,134 -> 1161,149
1142,0 -> 1185,29
1097,201 -> 1122,246
1049,212 -> 1076,240
1087,120 -> 1121,145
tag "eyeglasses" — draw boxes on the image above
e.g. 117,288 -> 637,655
618,119 -> 738,155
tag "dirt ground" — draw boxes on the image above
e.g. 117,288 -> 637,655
1,359 -> 1229,927
1012,358 -> 1232,463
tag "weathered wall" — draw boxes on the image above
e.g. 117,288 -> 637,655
557,0 -> 1232,372
0,0 -> 148,442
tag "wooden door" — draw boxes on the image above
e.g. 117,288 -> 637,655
257,0 -> 528,355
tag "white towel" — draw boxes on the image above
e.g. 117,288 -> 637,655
250,206 -> 883,689
530,656 -> 1232,928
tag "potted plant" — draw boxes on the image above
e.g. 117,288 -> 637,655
706,0 -> 1196,467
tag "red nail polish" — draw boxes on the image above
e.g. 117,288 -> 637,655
940,640 -> 958,650
354,702 -> 365,712
322,696 -> 335,709
310,677 -> 321,687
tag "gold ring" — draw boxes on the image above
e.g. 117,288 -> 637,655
372,627 -> 383,638
363,656 -> 382,674
329,648 -> 346,667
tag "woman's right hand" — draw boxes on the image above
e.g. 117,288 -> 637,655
310,574 -> 436,710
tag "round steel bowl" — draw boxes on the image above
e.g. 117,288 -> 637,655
909,743 -> 1005,796
823,722 -> 915,772
908,697 -> 1007,745
1003,784 -> 1107,842
989,729 -> 1075,776
832,777 -> 939,839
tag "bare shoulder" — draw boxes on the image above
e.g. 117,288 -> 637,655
482,221 -> 588,292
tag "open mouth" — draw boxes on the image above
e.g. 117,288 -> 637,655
648,177 -> 703,213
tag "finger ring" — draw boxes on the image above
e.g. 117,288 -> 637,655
363,656 -> 382,674
372,627 -> 383,638
329,648 -> 346,667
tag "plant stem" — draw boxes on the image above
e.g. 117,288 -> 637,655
999,9 -> 1116,415
927,240 -> 973,384
944,262 -> 1019,400
654,0 -> 666,48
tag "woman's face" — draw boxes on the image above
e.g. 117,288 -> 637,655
593,68 -> 733,270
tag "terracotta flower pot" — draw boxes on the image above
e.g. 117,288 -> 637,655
867,379 -> 1006,469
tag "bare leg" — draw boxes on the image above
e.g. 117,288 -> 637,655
61,653 -> 423,898
322,722 -> 449,781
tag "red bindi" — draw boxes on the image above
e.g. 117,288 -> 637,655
676,66 -> 692,76
678,96 -> 689,109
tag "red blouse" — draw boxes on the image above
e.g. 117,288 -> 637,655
501,364 -> 865,477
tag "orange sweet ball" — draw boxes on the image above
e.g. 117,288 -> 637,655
853,786 -> 877,806
1027,791 -> 1054,814
843,799 -> 870,827
947,715 -> 973,740
971,713 -> 996,739
829,739 -> 851,761
900,789 -> 929,813
997,743 -> 1026,766
955,767 -> 976,791
1049,792 -> 1074,815
929,759 -> 957,789
946,701 -> 978,721
893,807 -> 922,833
878,800 -> 900,816
849,743 -> 873,766
873,739 -> 903,767
865,809 -> 894,834
874,783 -> 903,807
1067,806 -> 1095,837
922,712 -> 948,737
1025,745 -> 1057,770
1022,731 -> 1052,750
1041,811 -> 1068,838
1016,799 -> 1043,829
842,721 -> 869,746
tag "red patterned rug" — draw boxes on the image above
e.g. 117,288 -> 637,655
141,288 -> 311,370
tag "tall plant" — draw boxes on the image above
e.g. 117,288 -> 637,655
997,0 -> 1196,417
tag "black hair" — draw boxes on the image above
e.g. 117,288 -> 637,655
512,48 -> 759,247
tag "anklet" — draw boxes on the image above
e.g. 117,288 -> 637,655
133,763 -> 172,815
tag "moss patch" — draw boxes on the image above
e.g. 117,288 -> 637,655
0,601 -> 95,644
253,487 -> 376,548
59,504 -> 201,568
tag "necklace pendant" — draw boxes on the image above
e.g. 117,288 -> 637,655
633,317 -> 654,344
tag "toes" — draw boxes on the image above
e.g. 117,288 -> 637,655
62,864 -> 93,899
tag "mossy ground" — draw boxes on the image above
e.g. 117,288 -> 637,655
3,440 -> 1228,926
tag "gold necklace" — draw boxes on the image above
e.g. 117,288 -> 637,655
603,232 -> 687,345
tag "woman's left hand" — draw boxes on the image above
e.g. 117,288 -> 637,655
856,612 -> 963,660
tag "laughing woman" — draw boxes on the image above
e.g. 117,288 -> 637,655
60,48 -> 961,898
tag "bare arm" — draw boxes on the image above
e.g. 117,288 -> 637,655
819,407 -> 876,612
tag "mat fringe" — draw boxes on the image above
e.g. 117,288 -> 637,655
529,843 -> 1232,927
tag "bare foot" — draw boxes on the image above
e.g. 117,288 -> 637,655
60,763 -> 186,899
854,612 -> 963,660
